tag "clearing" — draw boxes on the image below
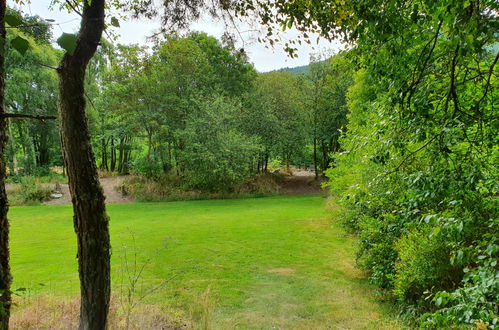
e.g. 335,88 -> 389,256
9,195 -> 403,329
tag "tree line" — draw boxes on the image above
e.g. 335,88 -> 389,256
4,15 -> 351,192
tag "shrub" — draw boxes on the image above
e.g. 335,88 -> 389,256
421,222 -> 499,329
177,97 -> 261,192
9,177 -> 52,205
394,228 -> 461,302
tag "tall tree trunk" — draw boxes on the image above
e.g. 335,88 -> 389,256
321,141 -> 328,175
57,0 -> 110,328
313,137 -> 318,179
117,137 -> 124,174
7,120 -> 17,175
100,138 -> 108,171
0,2 -> 12,328
110,137 -> 116,172
37,126 -> 50,166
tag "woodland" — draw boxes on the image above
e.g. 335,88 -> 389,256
0,0 -> 497,329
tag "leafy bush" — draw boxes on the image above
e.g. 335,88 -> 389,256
325,26 -> 498,327
177,97 -> 261,192
7,168 -> 66,184
132,156 -> 164,180
394,228 -> 461,302
421,223 -> 499,329
8,177 -> 52,205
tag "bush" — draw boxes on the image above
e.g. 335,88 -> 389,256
177,97 -> 261,192
394,228 -> 461,302
7,167 -> 66,184
421,222 -> 499,329
8,177 -> 52,205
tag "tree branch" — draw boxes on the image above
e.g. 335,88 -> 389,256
1,113 -> 56,120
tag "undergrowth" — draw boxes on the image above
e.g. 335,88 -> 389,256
7,177 -> 52,206
121,172 -> 283,202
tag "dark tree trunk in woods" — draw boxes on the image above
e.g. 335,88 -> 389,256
313,137 -> 318,179
0,2 -> 12,328
37,127 -> 50,166
57,0 -> 110,328
321,141 -> 329,174
117,137 -> 125,174
100,138 -> 108,171
110,138 -> 116,172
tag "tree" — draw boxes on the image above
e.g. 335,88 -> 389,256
5,28 -> 60,174
255,71 -> 307,171
307,52 -> 353,177
57,0 -> 110,328
177,97 -> 261,191
0,1 -> 11,327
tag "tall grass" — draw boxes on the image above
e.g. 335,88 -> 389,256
122,173 -> 283,202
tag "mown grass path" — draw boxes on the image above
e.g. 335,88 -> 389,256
10,195 -> 403,329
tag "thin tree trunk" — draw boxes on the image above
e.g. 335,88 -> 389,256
313,137 -> 318,179
7,120 -> 17,175
57,0 -> 110,328
110,138 -> 116,172
117,137 -> 124,174
321,141 -> 329,175
0,2 -> 12,327
38,127 -> 50,166
100,138 -> 108,171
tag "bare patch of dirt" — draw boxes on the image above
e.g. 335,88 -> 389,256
44,176 -> 134,206
280,171 -> 325,195
267,268 -> 296,275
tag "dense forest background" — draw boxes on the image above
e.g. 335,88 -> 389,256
6,8 -> 351,196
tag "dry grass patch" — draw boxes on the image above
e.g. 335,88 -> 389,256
10,295 -> 188,329
267,268 -> 296,275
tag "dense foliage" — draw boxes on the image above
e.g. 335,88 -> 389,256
314,0 -> 499,327
5,11 -> 61,175
5,22 -> 349,194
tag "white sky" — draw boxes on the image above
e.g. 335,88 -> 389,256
16,1 -> 343,72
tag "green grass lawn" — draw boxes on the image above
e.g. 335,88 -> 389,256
10,195 -> 403,329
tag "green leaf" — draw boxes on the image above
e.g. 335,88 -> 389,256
110,17 -> 120,27
10,36 -> 30,55
5,14 -> 23,27
57,33 -> 77,55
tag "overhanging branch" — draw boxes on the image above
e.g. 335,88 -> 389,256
1,113 -> 57,120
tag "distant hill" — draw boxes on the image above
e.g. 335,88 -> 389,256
277,64 -> 310,76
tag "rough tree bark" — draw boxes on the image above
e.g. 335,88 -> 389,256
57,0 -> 110,328
0,1 -> 12,328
